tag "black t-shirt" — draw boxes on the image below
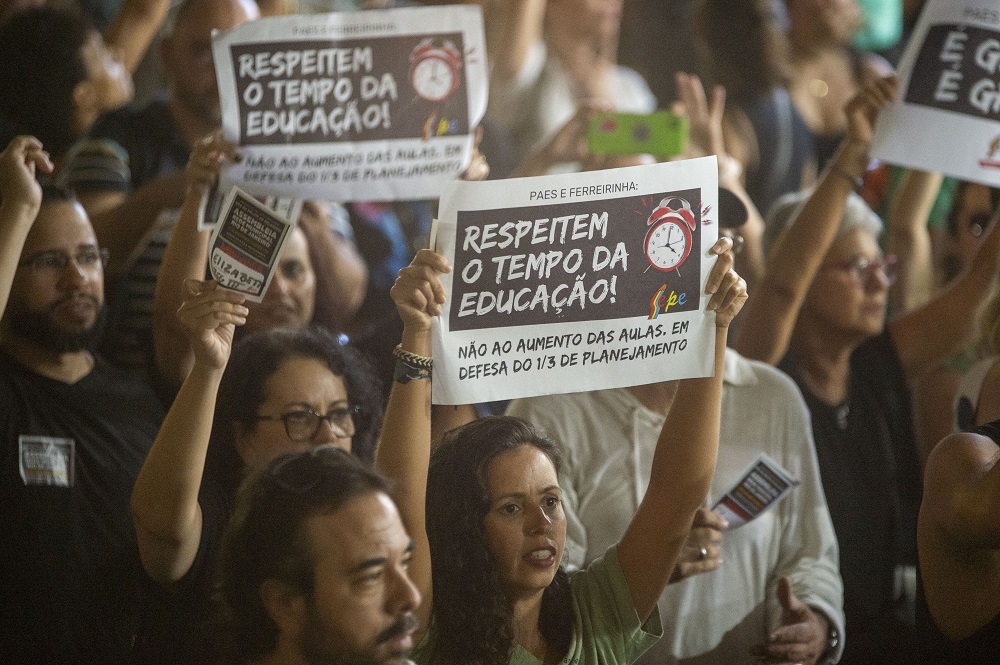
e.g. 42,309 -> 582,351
780,331 -> 922,663
133,479 -> 232,665
0,350 -> 164,664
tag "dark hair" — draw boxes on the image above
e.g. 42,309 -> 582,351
217,446 -> 393,664
207,326 -> 383,497
425,416 -> 574,665
0,7 -> 94,157
40,184 -> 78,205
697,0 -> 790,98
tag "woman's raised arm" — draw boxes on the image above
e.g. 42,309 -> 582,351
132,279 -> 247,585
617,237 -> 747,622
376,249 -> 451,637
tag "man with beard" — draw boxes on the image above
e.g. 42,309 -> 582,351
61,0 -> 367,377
218,446 -> 422,665
0,136 -> 165,663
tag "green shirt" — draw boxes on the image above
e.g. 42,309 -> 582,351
414,544 -> 662,665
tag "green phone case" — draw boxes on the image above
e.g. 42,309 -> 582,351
587,111 -> 689,158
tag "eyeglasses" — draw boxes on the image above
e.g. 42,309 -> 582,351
256,405 -> 359,442
821,253 -> 898,286
18,247 -> 110,275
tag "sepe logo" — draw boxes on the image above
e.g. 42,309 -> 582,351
980,134 -> 1000,170
422,112 -> 459,139
648,283 -> 687,320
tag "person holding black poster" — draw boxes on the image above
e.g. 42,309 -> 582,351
132,279 -> 383,663
736,74 -> 1000,664
152,131 -> 368,387
376,241 -> 746,665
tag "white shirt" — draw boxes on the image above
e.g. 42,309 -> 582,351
507,349 -> 845,664
488,41 -> 657,171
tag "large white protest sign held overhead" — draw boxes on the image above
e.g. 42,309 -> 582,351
211,5 -> 487,201
431,159 -> 720,405
872,0 -> 1000,185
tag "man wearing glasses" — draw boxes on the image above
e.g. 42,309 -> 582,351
0,136 -> 164,663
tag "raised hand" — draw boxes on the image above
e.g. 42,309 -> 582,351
751,576 -> 831,665
516,104 -> 609,177
185,130 -> 238,196
704,236 -> 748,329
845,74 -> 898,147
175,279 -> 248,370
675,71 -> 727,159
0,135 -> 54,215
390,249 -> 451,335
669,507 -> 727,583
462,126 -> 491,181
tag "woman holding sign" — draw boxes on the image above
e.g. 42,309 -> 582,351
131,281 -> 383,663
377,240 -> 745,665
735,75 -> 1000,664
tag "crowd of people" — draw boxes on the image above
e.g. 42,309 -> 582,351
3,0 -> 1000,664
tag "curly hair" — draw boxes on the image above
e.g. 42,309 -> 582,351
217,446 -> 393,665
207,326 -> 383,497
0,7 -> 93,156
425,416 -> 574,665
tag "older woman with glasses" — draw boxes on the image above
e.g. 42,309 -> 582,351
130,279 -> 381,664
735,76 -> 1000,665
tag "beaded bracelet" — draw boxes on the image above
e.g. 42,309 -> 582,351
392,344 -> 432,384
393,344 -> 432,369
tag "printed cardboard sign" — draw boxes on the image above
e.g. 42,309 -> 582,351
211,5 -> 487,200
712,453 -> 799,530
872,0 -> 1000,185
432,158 -> 720,405
209,186 -> 295,302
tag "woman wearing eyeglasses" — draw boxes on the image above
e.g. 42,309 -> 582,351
734,76 -> 1000,665
130,280 -> 381,664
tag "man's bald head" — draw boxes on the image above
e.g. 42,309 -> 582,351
161,0 -> 259,126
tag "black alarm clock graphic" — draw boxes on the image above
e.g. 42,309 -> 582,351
643,196 -> 697,273
409,38 -> 462,102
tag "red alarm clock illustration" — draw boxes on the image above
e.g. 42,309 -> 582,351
643,196 -> 697,273
409,38 -> 462,102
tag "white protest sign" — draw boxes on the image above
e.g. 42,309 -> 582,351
872,0 -> 1000,185
211,6 -> 487,200
432,159 -> 720,405
209,186 -> 296,302
712,453 -> 799,530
